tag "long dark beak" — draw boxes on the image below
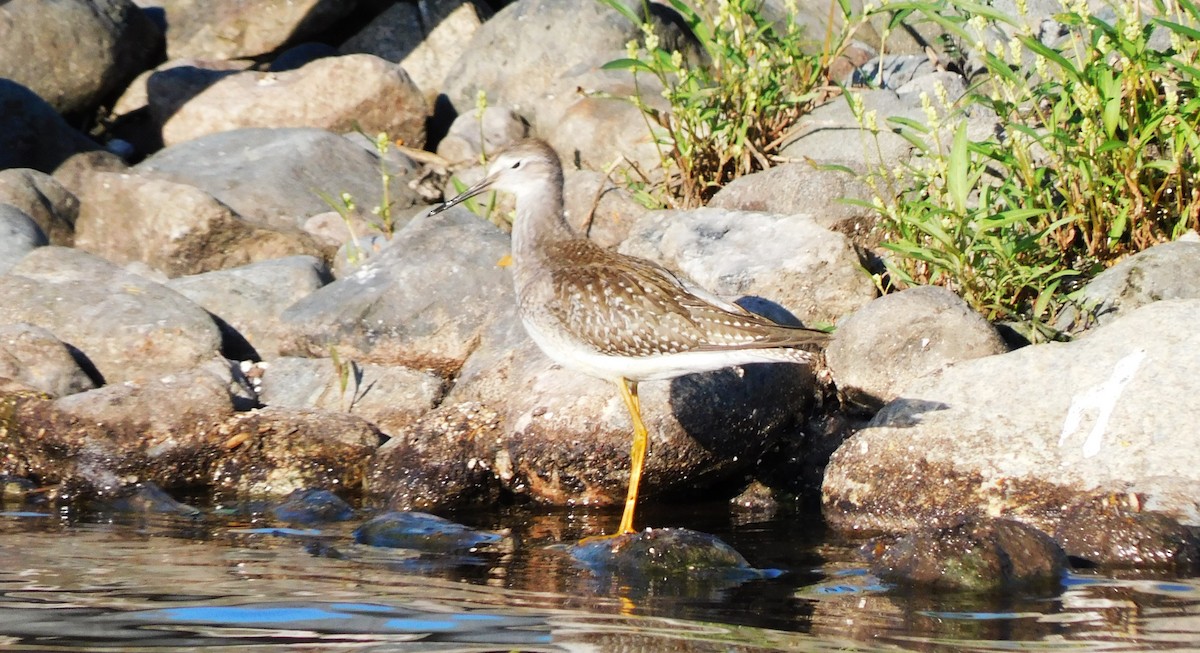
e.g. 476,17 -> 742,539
428,174 -> 496,216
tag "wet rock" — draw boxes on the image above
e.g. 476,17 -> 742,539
366,402 -> 504,511
0,368 -> 238,498
825,286 -> 1008,412
75,173 -> 328,278
0,79 -> 99,172
570,528 -> 769,581
256,356 -> 445,436
0,247 -> 223,385
339,0 -> 492,104
278,207 -> 512,374
135,128 -> 422,233
0,323 -> 97,398
165,257 -> 332,358
620,208 -> 876,325
269,488 -> 355,524
208,407 -> 383,497
0,0 -> 161,116
867,517 -> 1066,592
710,165 -> 879,235
823,299 -> 1200,533
155,55 -> 428,149
1057,239 -> 1200,335
0,206 -> 47,274
153,0 -> 357,60
102,482 -> 202,515
353,511 -> 502,552
1054,493 -> 1200,572
0,169 -> 79,246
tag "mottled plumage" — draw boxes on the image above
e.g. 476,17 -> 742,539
431,139 -> 830,535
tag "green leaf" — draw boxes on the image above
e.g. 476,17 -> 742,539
598,0 -> 641,25
948,120 -> 971,214
602,58 -> 655,73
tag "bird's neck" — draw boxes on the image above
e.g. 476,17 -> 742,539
510,180 -> 574,267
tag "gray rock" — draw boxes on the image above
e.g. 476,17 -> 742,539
268,42 -> 339,72
278,207 -> 513,376
54,364 -> 240,448
0,0 -> 161,116
0,169 -> 80,246
563,169 -> 648,249
256,356 -> 445,436
436,107 -> 529,165
155,54 -> 428,149
0,206 -> 47,275
75,172 -> 328,278
166,256 -> 332,358
339,0 -> 492,103
709,164 -> 880,233
545,68 -> 667,175
139,60 -> 253,125
779,89 -> 918,171
1058,240 -> 1200,334
149,0 -> 358,60
136,128 -> 423,232
0,247 -> 223,385
825,286 -> 1008,411
620,208 -> 877,325
0,323 -> 97,397
441,0 -> 646,129
208,407 -> 383,497
0,80 -> 99,172
823,299 -> 1200,532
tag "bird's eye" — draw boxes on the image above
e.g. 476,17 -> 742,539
510,161 -> 521,169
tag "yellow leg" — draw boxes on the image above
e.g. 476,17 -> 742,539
616,378 -> 649,535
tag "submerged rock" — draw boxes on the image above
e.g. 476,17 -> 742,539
101,482 -> 201,516
867,517 -> 1066,592
353,511 -> 502,553
570,528 -> 769,580
269,488 -> 355,524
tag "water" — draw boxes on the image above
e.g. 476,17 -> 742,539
1,502 -> 1198,651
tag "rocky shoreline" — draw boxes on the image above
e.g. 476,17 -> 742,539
2,0 -> 1199,584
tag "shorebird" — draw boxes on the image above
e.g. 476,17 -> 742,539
431,139 -> 829,535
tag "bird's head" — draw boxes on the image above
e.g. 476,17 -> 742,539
430,139 -> 562,216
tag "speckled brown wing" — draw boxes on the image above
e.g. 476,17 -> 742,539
539,240 -> 829,359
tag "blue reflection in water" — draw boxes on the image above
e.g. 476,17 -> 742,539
147,605 -> 352,625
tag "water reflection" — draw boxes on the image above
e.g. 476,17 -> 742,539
0,507 -> 1197,651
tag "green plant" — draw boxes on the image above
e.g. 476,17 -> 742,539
600,0 -> 865,207
316,129 -> 404,266
862,0 -> 1200,338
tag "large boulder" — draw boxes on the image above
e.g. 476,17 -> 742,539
0,247 -> 222,384
0,80 -> 99,172
620,208 -> 877,325
134,128 -> 422,232
339,0 -> 492,103
151,55 -> 428,148
823,299 -> 1200,532
149,0 -> 358,60
0,0 -> 161,116
74,172 -> 328,277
